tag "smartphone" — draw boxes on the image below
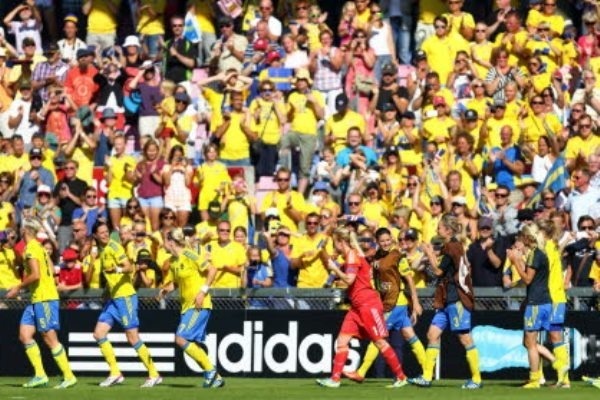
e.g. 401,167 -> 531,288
269,219 -> 281,235
437,149 -> 446,157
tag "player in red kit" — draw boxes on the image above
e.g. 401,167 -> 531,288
316,226 -> 408,388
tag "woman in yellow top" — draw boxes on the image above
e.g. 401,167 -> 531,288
380,146 -> 409,202
470,23 -> 493,80
222,174 -> 256,242
196,143 -> 231,222
159,227 -> 224,387
64,118 -> 96,185
521,94 -> 562,153
136,0 -> 166,59
362,182 -> 389,228
106,135 -> 137,230
120,199 -> 152,232
244,80 -> 286,179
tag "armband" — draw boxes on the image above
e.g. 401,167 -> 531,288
201,284 -> 210,294
116,267 -> 123,274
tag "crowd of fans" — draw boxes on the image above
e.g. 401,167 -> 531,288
0,0 -> 599,299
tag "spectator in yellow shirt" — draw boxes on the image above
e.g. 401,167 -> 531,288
213,90 -> 253,166
106,135 -> 137,230
137,0 -> 166,59
260,168 -> 306,232
209,220 -> 247,288
325,93 -> 367,153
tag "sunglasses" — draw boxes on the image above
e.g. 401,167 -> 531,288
580,124 -> 592,128
572,175 -> 583,180
407,183 -> 417,187
475,29 -> 486,33
479,226 -> 492,231
581,225 -> 595,230
531,101 -> 544,105
277,177 -> 290,182
30,156 -> 42,160
65,166 -> 76,170
451,202 -> 464,207
38,192 -> 51,197
219,23 -> 232,28
277,232 -> 290,237
306,221 -> 319,226
572,109 -> 583,113
543,197 -> 555,201
495,193 -> 509,198
0,180 -> 8,183
434,25 -> 447,29
430,202 -> 442,206
127,205 -> 140,209
172,24 -> 183,27
162,215 -> 175,220
320,214 -> 331,219
73,228 -> 84,233
296,5 -> 308,10
219,228 -> 231,233
472,83 -> 484,88
175,99 -> 187,104
260,6 -> 272,10
348,201 -> 361,206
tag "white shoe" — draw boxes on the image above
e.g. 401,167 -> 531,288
140,376 -> 163,388
99,375 -> 124,387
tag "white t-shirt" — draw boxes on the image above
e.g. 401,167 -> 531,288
7,98 -> 39,143
251,16 -> 282,39
283,50 -> 309,70
9,19 -> 42,55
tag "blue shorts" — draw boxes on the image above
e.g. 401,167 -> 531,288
549,302 -> 566,331
138,196 -> 164,209
21,301 -> 60,332
176,309 -> 211,343
98,295 -> 139,330
524,303 -> 552,332
431,302 -> 471,332
107,197 -> 129,209
386,305 -> 412,331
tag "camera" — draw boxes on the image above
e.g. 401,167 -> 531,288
182,225 -> 195,237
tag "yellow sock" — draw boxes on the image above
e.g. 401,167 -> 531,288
357,342 -> 379,377
52,344 -> 75,380
422,345 -> 440,381
24,342 -> 46,377
409,336 -> 426,371
183,342 -> 214,371
553,343 -> 568,368
531,369 -> 542,382
98,338 -> 120,376
134,341 -> 159,378
465,346 -> 481,383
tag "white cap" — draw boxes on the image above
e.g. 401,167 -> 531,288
37,184 -> 52,194
123,35 -> 141,48
265,207 -> 280,218
451,196 -> 467,205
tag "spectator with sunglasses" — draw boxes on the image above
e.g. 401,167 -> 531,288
206,220 -> 248,288
565,113 -> 600,170
260,167 -> 306,233
209,16 -> 247,73
72,187 -> 106,236
565,167 -> 600,229
290,213 -> 331,288
467,216 -> 506,287
565,216 -> 599,290
489,184 -> 519,237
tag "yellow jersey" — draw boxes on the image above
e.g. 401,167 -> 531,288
71,145 -> 95,185
545,239 -> 566,304
214,110 -> 250,161
136,0 -> 166,35
402,249 -> 426,288
24,240 -> 59,303
290,233 -> 332,288
107,154 -> 137,200
287,90 -> 325,135
248,98 -> 285,145
0,202 -> 13,231
196,161 -> 231,210
0,248 -> 19,289
209,241 -> 247,288
99,239 -> 136,299
325,110 -> 367,154
87,0 -> 121,34
565,135 -> 600,161
260,190 -> 306,232
396,256 -> 414,306
169,248 -> 212,313
82,253 -> 101,289
421,33 -> 469,84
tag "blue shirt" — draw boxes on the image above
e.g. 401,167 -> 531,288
271,250 -> 296,288
72,207 -> 108,235
336,146 -> 378,168
489,146 -> 521,190
18,167 -> 55,208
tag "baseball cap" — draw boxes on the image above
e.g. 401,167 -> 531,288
401,111 -> 416,120
62,248 -> 79,262
265,50 -> 280,64
253,38 -> 269,52
217,16 -> 234,27
403,228 -> 419,241
335,93 -> 349,111
384,146 -> 399,157
64,14 -> 78,24
76,47 -> 94,59
433,96 -> 446,107
312,181 -> 330,193
414,50 -> 427,61
478,216 -> 493,229
136,249 -> 153,263
44,43 -> 59,55
265,207 -> 280,218
464,109 -> 478,121
382,102 -> 396,112
493,98 -> 506,108
30,147 -> 43,158
101,107 -> 117,120
451,196 -> 467,205
517,208 -> 535,222
20,79 -> 32,90
430,195 -> 444,205
382,63 -> 397,75
37,184 -> 51,194
22,37 -> 35,47
174,92 -> 191,104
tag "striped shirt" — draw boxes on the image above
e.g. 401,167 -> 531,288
313,48 -> 342,91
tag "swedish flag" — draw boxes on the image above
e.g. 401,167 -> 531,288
526,156 -> 568,208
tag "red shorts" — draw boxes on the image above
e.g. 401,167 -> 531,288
340,305 -> 388,340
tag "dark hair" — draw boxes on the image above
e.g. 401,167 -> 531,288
168,145 -> 185,163
375,227 -> 391,239
577,215 -> 595,230
92,220 -> 109,235
496,184 -> 511,194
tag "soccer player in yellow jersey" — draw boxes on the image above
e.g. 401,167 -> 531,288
538,219 -> 570,387
343,228 -> 425,382
91,221 -> 161,388
159,228 -> 224,388
5,219 -> 76,388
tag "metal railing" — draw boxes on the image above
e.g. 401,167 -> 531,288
0,287 -> 597,311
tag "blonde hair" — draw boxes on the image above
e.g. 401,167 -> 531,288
341,1 -> 356,16
519,224 -> 544,249
536,218 -> 558,244
440,213 -> 466,244
169,227 -> 189,247
161,79 -> 176,95
333,226 -> 364,257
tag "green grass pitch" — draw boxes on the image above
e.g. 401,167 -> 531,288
0,377 -> 598,400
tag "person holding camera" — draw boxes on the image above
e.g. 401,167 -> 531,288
212,90 -> 253,166
31,44 -> 68,103
290,212 -> 331,289
344,29 -> 375,117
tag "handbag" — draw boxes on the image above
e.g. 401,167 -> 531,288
251,104 -> 274,161
354,74 -> 375,95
